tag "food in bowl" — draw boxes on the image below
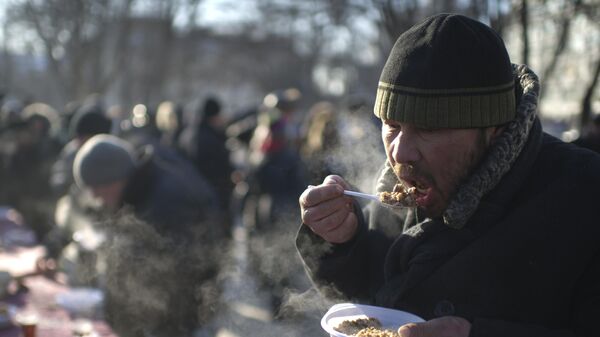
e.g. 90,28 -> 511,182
335,317 -> 401,336
355,326 -> 400,337
334,317 -> 382,335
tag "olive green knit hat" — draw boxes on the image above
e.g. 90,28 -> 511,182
374,13 -> 516,128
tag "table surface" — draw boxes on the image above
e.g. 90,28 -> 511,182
0,208 -> 116,337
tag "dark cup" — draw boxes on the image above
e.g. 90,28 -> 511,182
15,312 -> 38,337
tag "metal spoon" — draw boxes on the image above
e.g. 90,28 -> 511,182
341,189 -> 379,202
307,185 -> 411,210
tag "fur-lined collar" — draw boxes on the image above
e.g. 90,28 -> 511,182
376,64 -> 540,229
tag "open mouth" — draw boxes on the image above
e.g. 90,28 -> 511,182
401,179 -> 432,206
401,178 -> 428,193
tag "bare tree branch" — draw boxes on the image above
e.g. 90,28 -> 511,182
539,0 -> 583,100
519,0 -> 530,65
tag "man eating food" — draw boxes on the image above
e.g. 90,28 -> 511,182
296,13 -> 600,337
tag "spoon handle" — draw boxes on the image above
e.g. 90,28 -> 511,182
307,185 -> 380,203
342,190 -> 379,202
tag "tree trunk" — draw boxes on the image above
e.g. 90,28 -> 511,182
519,0 -> 530,65
580,54 -> 600,130
1,19 -> 13,90
540,0 -> 582,101
96,0 -> 135,95
539,19 -> 571,100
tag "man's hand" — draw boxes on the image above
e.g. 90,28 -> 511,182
398,317 -> 471,337
299,175 -> 358,243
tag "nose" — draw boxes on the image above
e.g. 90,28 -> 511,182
390,129 -> 421,164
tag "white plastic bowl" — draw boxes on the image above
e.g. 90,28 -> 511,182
55,288 -> 104,317
321,303 -> 425,337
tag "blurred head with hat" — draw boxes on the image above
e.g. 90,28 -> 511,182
73,134 -> 136,210
69,102 -> 112,143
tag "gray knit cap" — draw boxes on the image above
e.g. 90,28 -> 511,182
73,134 -> 136,187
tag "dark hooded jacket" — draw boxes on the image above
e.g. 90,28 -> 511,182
103,146 -> 225,337
119,146 -> 221,239
177,99 -> 233,213
296,65 -> 600,337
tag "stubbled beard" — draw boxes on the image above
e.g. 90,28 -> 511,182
390,128 -> 492,209
460,129 -> 492,184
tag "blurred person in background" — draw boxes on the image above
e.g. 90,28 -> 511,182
0,99 -> 25,206
0,99 -> 25,131
261,88 -> 303,151
40,102 -> 113,285
178,96 -> 234,236
0,102 -> 62,241
121,101 -> 196,173
50,102 -> 113,196
244,102 -> 311,316
572,114 -> 600,153
300,101 -> 341,185
155,100 -> 185,150
297,14 -> 600,337
55,100 -> 83,145
247,103 -> 309,231
222,105 -> 261,229
118,103 -> 161,149
73,134 -> 226,337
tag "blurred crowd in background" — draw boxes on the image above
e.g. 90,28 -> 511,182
0,89 -> 389,336
0,1 -> 599,336
1,84 -> 599,336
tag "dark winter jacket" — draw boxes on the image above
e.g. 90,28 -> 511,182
0,125 -> 61,239
178,118 -> 233,211
297,66 -> 600,336
119,146 -> 221,240
103,146 -> 225,337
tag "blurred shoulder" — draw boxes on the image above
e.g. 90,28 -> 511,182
539,133 -> 600,176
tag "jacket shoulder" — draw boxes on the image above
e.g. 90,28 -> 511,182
537,133 -> 600,180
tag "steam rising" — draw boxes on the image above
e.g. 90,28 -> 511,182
97,210 -> 223,336
331,111 -> 386,192
34,103 -> 387,336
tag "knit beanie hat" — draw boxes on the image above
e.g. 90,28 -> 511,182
374,13 -> 516,128
73,134 -> 136,188
203,97 -> 221,119
69,103 -> 112,139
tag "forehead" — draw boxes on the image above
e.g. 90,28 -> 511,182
382,119 -> 483,140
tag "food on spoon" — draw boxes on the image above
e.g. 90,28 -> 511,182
334,317 -> 382,335
378,184 -> 417,207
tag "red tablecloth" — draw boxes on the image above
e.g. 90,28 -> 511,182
0,208 -> 116,337
0,275 -> 115,337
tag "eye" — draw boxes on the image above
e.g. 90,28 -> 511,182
383,120 -> 401,131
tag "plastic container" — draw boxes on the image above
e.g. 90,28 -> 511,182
321,303 -> 425,337
55,288 -> 104,318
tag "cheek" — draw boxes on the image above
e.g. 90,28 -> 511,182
381,130 -> 397,160
426,144 -> 467,192
431,142 -> 481,194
